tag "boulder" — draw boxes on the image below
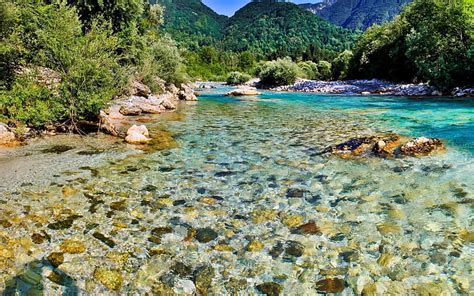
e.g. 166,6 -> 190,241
125,125 -> 150,145
99,111 -> 119,136
178,83 -> 198,101
400,137 -> 444,156
119,104 -> 142,116
0,123 -> 16,146
225,87 -> 261,97
324,134 -> 444,158
129,80 -> 151,97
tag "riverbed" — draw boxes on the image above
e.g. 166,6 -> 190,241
0,85 -> 472,294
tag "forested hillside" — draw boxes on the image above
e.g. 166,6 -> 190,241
223,2 -> 357,58
302,0 -> 413,30
152,0 -> 228,46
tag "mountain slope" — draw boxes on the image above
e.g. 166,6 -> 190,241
223,2 -> 356,57
153,0 -> 228,45
301,0 -> 413,30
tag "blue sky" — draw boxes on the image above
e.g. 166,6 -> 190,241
202,0 -> 321,16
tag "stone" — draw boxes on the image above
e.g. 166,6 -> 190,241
225,87 -> 261,97
94,267 -> 123,291
93,232 -> 116,248
284,241 -> 304,257
170,262 -> 192,278
125,125 -> 151,144
291,221 -> 320,235
98,110 -> 118,136
246,240 -> 264,252
48,216 -> 80,230
0,123 -> 16,146
195,228 -> 218,243
286,188 -> 308,198
178,83 -> 198,101
31,233 -> 46,244
119,104 -> 142,116
47,252 -> 64,268
60,240 -> 86,254
129,80 -> 151,97
127,124 -> 149,137
194,265 -> 215,293
149,227 -> 173,244
256,282 -> 282,296
400,137 -> 445,156
269,242 -> 284,259
316,278 -> 346,293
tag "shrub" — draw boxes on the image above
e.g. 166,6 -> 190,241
298,61 -> 319,80
226,71 -> 251,85
0,76 -> 63,128
317,61 -> 332,80
332,50 -> 353,80
257,58 -> 299,86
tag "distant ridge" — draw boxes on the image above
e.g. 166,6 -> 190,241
300,0 -> 413,30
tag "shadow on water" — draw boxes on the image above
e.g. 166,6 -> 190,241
1,258 -> 79,296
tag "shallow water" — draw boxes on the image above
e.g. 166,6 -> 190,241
0,85 -> 473,295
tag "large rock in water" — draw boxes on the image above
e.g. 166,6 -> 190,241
125,125 -> 150,144
0,123 -> 17,146
400,137 -> 445,156
178,83 -> 198,101
225,87 -> 261,97
323,134 -> 444,158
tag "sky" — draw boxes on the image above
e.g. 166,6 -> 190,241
202,0 -> 321,16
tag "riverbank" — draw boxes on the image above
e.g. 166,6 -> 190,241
247,79 -> 474,97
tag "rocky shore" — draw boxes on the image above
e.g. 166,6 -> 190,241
0,79 -> 198,147
269,79 -> 474,97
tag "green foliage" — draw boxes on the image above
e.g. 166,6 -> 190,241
224,3 -> 357,59
226,71 -> 251,85
257,58 -> 299,86
0,76 -> 63,127
317,61 -> 333,80
184,46 -> 257,81
154,0 -> 227,46
332,50 -> 353,79
349,0 -> 473,90
0,0 -> 186,127
298,61 -> 320,80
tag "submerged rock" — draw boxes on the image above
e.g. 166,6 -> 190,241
194,265 -> 215,293
179,83 -> 198,101
399,137 -> 445,156
94,268 -> 123,291
316,278 -> 346,293
324,134 -> 444,158
291,221 -> 320,235
60,240 -> 86,254
47,252 -> 64,268
195,228 -> 218,243
256,282 -> 282,296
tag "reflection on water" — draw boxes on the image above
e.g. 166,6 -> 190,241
0,86 -> 472,294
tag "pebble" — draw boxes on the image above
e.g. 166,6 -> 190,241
291,221 -> 320,235
47,252 -> 64,268
316,278 -> 346,293
256,282 -> 282,296
195,228 -> 218,243
93,267 -> 123,291
60,240 -> 86,254
247,240 -> 264,252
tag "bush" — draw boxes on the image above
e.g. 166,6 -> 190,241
317,61 -> 332,80
0,0 -> 187,128
0,76 -> 63,127
226,71 -> 251,85
332,50 -> 353,80
257,58 -> 299,86
298,61 -> 319,80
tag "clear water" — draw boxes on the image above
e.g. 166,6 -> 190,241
0,85 -> 473,295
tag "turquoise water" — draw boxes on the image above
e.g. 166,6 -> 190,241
0,86 -> 472,295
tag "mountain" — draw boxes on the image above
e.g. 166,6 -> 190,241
299,0 -> 337,14
223,2 -> 356,57
153,0 -> 228,45
301,0 -> 413,30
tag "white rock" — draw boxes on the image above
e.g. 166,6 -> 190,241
127,125 -> 149,137
0,123 -> 15,145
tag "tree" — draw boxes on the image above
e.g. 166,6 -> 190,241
332,50 -> 353,80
